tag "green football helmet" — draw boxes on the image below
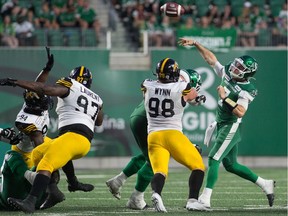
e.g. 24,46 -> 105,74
181,69 -> 202,91
229,55 -> 258,80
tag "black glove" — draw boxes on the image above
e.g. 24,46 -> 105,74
43,46 -> 54,71
195,95 -> 206,104
0,127 -> 16,140
0,78 -> 17,87
9,132 -> 23,145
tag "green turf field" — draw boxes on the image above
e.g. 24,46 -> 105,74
1,167 -> 287,215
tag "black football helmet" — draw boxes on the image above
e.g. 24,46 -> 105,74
156,58 -> 180,83
23,90 -> 53,112
69,66 -> 92,88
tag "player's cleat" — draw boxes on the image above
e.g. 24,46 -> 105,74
185,198 -> 197,209
67,176 -> 94,192
126,192 -> 148,210
186,195 -> 212,211
262,179 -> 276,207
186,200 -> 212,211
106,177 -> 122,200
7,195 -> 37,213
151,192 -> 167,213
40,189 -> 66,210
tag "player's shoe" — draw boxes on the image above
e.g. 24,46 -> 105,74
40,189 -> 66,210
261,179 -> 276,207
186,195 -> 212,211
7,195 -> 37,213
67,176 -> 94,192
126,192 -> 148,210
106,177 -> 122,200
151,192 -> 167,213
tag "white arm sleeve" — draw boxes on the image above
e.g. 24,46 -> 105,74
237,90 -> 253,111
213,61 -> 225,78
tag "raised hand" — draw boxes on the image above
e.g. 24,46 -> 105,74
0,78 -> 17,87
43,46 -> 54,71
178,38 -> 196,46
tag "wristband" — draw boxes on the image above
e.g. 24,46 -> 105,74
223,97 -> 238,110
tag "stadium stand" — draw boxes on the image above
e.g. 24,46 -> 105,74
0,0 -> 287,49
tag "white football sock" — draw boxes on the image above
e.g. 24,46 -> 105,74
24,170 -> 37,185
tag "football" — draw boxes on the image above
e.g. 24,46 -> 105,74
160,2 -> 185,17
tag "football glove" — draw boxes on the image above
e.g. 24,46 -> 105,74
0,78 -> 17,87
43,46 -> 54,71
0,127 -> 16,140
9,132 -> 23,145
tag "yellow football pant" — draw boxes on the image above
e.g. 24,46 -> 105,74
148,130 -> 205,177
11,136 -> 52,169
32,132 -> 90,173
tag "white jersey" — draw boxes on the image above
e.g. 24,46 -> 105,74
142,79 -> 191,133
15,104 -> 50,152
56,78 -> 103,132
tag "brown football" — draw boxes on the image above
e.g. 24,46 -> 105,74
160,2 -> 185,17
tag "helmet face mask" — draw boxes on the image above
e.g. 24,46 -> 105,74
156,58 -> 180,83
229,55 -> 258,80
69,66 -> 92,88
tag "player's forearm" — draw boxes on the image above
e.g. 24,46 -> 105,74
34,70 -> 50,83
15,80 -> 46,95
194,42 -> 218,67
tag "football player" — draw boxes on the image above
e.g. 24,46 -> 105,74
1,65 -> 104,213
0,150 -> 48,211
141,58 -> 205,212
178,38 -> 275,210
106,69 -> 206,210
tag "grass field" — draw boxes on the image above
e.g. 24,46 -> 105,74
1,167 -> 287,215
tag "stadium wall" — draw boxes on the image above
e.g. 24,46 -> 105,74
0,48 -> 286,166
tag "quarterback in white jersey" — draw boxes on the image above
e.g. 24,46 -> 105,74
141,58 -> 205,213
2,65 -> 103,213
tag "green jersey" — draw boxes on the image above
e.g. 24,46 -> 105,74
0,150 -> 45,211
216,63 -> 257,124
130,100 -> 146,118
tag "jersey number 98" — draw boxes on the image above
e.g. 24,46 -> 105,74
148,97 -> 175,118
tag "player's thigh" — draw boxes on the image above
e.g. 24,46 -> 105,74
209,123 -> 241,161
37,132 -> 90,172
168,131 -> 205,171
130,115 -> 149,158
31,137 -> 53,166
148,131 -> 170,175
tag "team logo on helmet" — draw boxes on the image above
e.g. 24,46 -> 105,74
156,58 -> 180,83
69,66 -> 92,88
229,55 -> 258,80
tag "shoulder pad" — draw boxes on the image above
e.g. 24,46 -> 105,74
56,77 -> 73,88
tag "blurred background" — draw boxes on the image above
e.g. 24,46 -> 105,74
0,0 -> 287,168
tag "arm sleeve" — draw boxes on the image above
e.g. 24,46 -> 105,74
237,90 -> 253,110
213,61 -> 225,78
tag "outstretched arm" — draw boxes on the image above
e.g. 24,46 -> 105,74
0,78 -> 68,97
178,38 -> 218,67
35,46 -> 54,83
